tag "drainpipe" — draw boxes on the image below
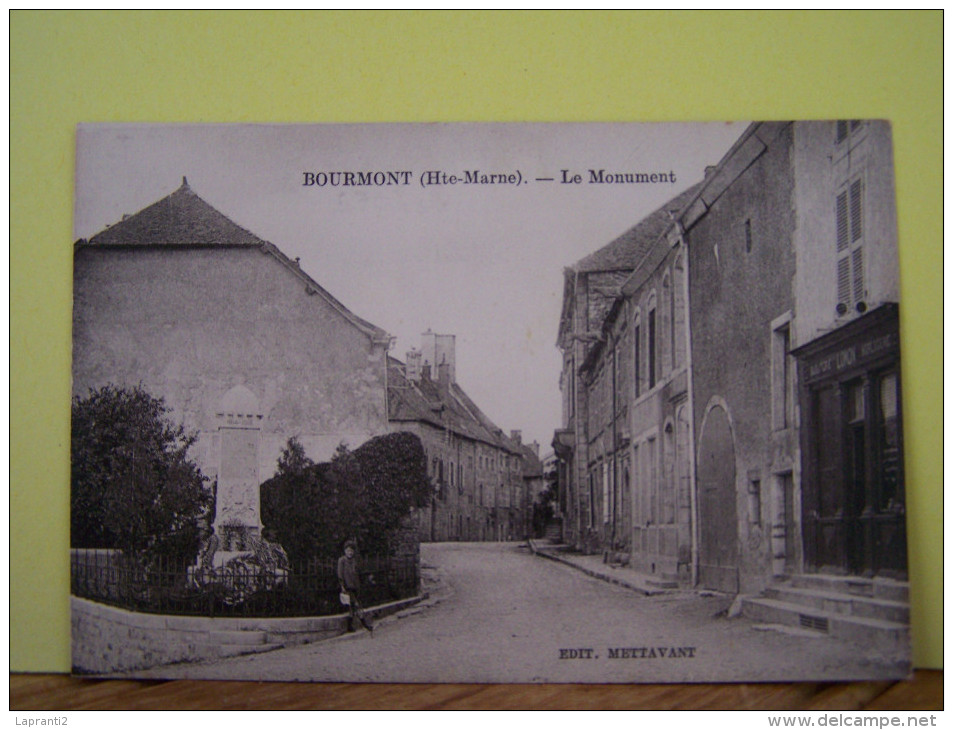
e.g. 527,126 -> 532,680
677,226 -> 701,588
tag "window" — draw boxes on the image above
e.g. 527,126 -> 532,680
647,437 -> 657,523
631,443 -> 640,525
588,472 -> 595,529
836,120 -> 862,144
569,355 -> 576,418
672,255 -> 686,369
836,177 -> 865,313
878,372 -> 902,510
633,312 -> 641,398
748,478 -> 762,526
772,315 -> 795,430
666,272 -> 676,370
662,421 -> 675,524
648,305 -> 657,389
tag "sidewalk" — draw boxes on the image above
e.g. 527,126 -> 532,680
527,539 -> 680,596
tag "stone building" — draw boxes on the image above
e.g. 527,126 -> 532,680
680,123 -> 800,594
789,121 -> 904,580
680,120 -> 904,599
554,183 -> 702,554
72,179 -> 393,541
577,200 -> 696,583
677,121 -> 907,646
520,441 -> 545,517
556,121 -> 906,637
387,332 -> 528,542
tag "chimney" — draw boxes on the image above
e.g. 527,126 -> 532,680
421,330 -> 456,384
405,348 -> 422,381
704,165 -> 718,179
421,361 -> 432,380
510,430 -> 522,445
531,440 -> 540,458
437,357 -> 451,388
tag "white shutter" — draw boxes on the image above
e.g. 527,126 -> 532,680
836,178 -> 865,310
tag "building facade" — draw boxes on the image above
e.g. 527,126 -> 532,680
555,183 -> 702,554
682,123 -> 799,594
387,332 -> 528,542
556,120 -> 904,601
790,121 -> 904,580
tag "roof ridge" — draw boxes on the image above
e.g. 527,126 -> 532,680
571,180 -> 704,273
79,180 -> 391,343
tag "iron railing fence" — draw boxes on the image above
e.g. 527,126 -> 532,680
70,548 -> 419,618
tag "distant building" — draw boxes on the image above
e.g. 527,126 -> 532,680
387,332 -> 528,542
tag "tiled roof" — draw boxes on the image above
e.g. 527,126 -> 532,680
79,179 -> 390,342
572,181 -> 703,273
87,178 -> 265,247
387,357 -> 522,455
520,445 -> 544,478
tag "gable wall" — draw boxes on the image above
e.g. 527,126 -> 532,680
72,246 -> 389,482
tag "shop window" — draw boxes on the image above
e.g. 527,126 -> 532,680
879,372 -> 902,510
846,380 -> 867,515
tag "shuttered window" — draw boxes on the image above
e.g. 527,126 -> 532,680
836,177 -> 865,312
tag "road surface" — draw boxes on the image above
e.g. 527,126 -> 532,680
133,542 -> 907,683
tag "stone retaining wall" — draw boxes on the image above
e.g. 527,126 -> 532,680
72,593 -> 423,674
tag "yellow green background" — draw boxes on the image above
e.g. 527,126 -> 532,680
11,10 -> 942,672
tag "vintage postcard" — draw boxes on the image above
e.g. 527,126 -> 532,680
70,122 -> 910,683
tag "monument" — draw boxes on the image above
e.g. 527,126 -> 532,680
192,385 -> 288,597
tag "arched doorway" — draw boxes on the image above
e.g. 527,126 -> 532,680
697,403 -> 738,592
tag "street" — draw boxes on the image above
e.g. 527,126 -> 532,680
134,542 -> 908,683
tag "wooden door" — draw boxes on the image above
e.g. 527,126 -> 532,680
697,406 -> 738,592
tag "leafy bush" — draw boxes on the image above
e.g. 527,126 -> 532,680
261,432 -> 429,561
70,384 -> 213,566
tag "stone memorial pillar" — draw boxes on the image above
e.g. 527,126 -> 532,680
213,384 -> 264,557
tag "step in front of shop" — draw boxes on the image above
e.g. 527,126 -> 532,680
763,585 -> 909,624
741,596 -> 909,653
787,573 -> 908,603
740,574 -> 910,655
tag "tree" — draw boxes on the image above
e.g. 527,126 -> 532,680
70,384 -> 212,566
261,432 -> 430,561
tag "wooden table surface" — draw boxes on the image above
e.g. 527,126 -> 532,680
10,671 -> 942,711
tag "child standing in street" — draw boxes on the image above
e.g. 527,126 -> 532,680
337,539 -> 373,633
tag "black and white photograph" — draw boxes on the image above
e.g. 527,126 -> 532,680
69,122 -> 910,683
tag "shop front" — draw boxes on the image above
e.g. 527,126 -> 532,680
794,304 -> 905,579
